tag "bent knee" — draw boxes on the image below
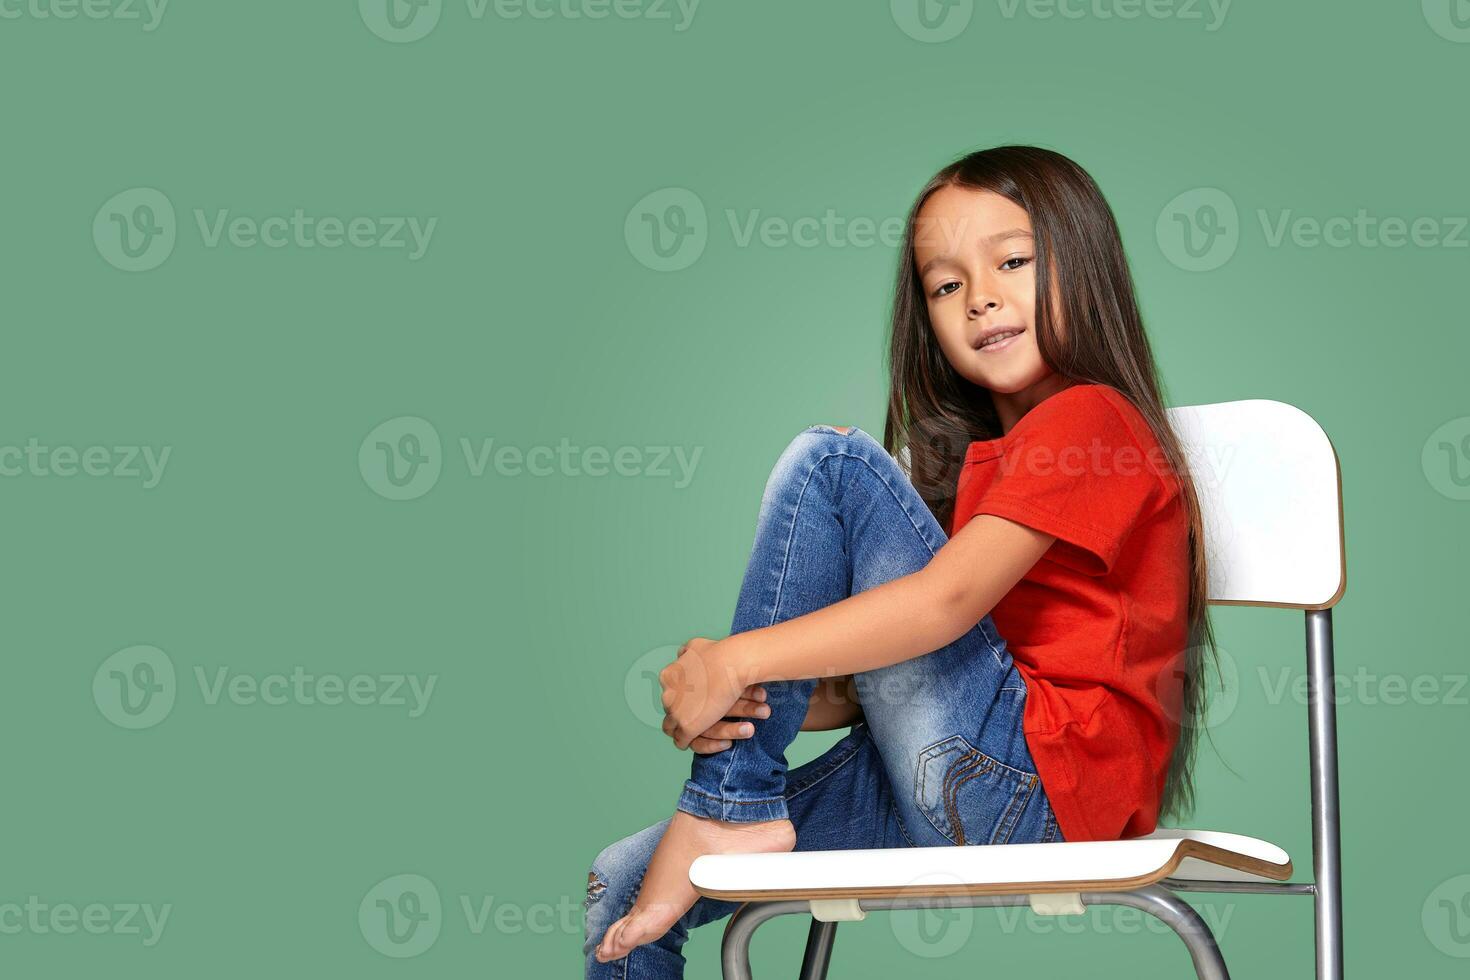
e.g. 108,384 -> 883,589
586,819 -> 667,895
784,424 -> 856,455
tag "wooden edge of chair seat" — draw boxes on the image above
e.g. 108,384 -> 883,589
689,831 -> 1293,904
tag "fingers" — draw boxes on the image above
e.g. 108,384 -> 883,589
706,719 -> 758,741
675,718 -> 758,753
660,704 -> 694,749
690,736 -> 732,754
727,696 -> 772,719
665,691 -> 769,748
690,717 -> 763,753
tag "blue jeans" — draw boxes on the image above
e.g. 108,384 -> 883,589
584,426 -> 1064,978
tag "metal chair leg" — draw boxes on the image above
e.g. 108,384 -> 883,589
1305,608 -> 1345,980
717,901 -> 838,980
719,900 -> 807,980
1093,885 -> 1231,980
798,918 -> 839,980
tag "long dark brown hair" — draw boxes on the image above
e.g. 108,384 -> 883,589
882,144 -> 1219,827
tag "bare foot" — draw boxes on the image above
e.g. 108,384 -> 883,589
593,810 -> 796,962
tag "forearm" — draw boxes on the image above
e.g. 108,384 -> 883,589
724,515 -> 1056,689
727,566 -> 971,687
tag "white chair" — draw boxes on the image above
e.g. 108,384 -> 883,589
689,399 -> 1347,980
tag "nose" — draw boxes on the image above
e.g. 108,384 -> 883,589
967,276 -> 1001,317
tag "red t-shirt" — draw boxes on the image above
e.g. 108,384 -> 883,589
948,382 -> 1189,842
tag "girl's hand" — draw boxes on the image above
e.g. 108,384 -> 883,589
659,637 -> 756,751
688,678 -> 770,753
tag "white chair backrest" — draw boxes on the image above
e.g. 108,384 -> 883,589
1167,399 -> 1345,609
895,397 -> 1346,609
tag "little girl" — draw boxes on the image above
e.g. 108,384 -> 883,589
584,145 -> 1215,977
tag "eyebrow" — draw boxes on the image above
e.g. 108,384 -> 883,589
917,228 -> 1033,277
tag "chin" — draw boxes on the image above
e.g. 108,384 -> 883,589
965,367 -> 1042,394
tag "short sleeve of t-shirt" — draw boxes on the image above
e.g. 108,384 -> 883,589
967,385 -> 1175,576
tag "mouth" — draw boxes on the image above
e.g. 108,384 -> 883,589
972,327 -> 1025,354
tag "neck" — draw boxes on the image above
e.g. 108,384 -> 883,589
992,373 -> 1074,434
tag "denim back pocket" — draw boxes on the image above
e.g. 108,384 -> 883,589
914,733 -> 1039,846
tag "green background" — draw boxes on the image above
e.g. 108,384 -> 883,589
2,1 -> 1467,976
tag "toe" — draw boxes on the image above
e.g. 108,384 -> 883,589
596,916 -> 628,961
616,913 -> 652,950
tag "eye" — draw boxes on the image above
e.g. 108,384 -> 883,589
932,282 -> 960,298
1001,255 -> 1032,271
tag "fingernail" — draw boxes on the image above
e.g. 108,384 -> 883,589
757,707 -> 770,717
740,723 -> 754,734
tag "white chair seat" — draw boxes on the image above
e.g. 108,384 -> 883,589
689,828 -> 1292,903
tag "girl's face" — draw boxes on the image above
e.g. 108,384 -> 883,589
912,185 -> 1064,419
